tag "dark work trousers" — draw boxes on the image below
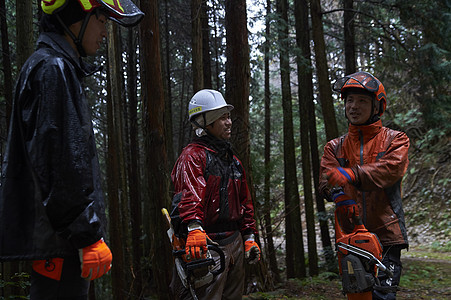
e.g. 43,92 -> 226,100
373,245 -> 403,300
30,255 -> 90,300
170,231 -> 245,300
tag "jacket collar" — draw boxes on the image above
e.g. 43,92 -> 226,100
37,32 -> 101,77
348,119 -> 383,142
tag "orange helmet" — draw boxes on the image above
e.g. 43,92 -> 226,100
333,71 -> 387,116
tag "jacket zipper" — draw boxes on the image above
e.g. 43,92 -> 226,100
359,129 -> 367,226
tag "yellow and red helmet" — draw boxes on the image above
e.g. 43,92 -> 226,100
41,0 -> 143,27
333,71 -> 387,116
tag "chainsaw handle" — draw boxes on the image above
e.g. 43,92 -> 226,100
207,244 -> 225,276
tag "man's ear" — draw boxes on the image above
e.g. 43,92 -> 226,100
374,101 -> 380,115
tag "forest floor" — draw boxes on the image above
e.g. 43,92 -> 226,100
243,246 -> 451,299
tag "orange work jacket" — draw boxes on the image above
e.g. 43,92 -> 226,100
319,120 -> 410,247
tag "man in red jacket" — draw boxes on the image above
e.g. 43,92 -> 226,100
319,71 -> 410,300
170,89 -> 260,299
0,1 -> 142,299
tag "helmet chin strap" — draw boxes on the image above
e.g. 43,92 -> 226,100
56,11 -> 93,57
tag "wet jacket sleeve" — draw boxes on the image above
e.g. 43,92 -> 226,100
355,131 -> 410,191
172,148 -> 206,225
26,58 -> 103,248
319,139 -> 341,201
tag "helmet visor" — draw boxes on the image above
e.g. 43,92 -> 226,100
333,71 -> 380,93
99,0 -> 144,27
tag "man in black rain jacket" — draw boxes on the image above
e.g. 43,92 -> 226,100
0,0 -> 143,298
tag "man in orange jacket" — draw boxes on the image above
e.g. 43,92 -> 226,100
319,71 -> 410,300
0,1 -> 143,299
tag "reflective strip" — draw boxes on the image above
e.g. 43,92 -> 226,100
102,0 -> 125,14
189,106 -> 202,116
78,0 -> 95,11
41,0 -> 65,14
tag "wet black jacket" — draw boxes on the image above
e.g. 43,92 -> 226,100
0,32 -> 106,261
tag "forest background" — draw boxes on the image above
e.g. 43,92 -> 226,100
0,0 -> 449,299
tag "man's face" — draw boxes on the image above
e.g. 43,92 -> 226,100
345,93 -> 377,125
207,113 -> 232,140
69,13 -> 108,56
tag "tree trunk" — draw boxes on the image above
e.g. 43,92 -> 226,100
0,0 -> 13,131
263,0 -> 281,284
126,26 -> 144,299
191,0 -> 203,92
276,0 -> 306,279
164,0 -> 175,168
294,0 -> 319,277
106,22 -> 129,300
344,0 -> 356,74
15,1 -> 33,70
310,0 -> 339,140
225,0 -> 250,170
201,1 -> 212,89
139,1 -> 173,298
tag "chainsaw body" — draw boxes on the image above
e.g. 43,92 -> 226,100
334,207 -> 391,299
162,208 -> 226,299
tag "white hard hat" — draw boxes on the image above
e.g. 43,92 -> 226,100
188,89 -> 234,121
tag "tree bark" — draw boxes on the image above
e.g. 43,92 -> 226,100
263,0 -> 281,284
344,0 -> 356,74
201,1 -> 212,89
0,0 -> 12,131
191,0 -> 203,92
294,0 -> 319,277
139,1 -> 173,298
15,1 -> 33,70
164,0 -> 175,168
310,0 -> 339,140
126,26 -> 144,298
106,22 -> 129,300
225,0 -> 250,171
276,0 -> 306,279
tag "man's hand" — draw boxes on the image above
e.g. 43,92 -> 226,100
332,189 -> 359,221
185,229 -> 208,261
326,167 -> 356,187
244,235 -> 261,264
79,238 -> 112,280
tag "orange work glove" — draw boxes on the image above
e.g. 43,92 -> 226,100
331,189 -> 359,223
185,228 -> 208,261
244,235 -> 261,264
326,167 -> 356,187
79,238 -> 112,280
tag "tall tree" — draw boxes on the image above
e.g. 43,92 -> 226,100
263,0 -> 281,284
15,1 -> 33,69
0,0 -> 12,130
276,0 -> 306,279
201,0 -> 213,88
139,0 -> 173,297
310,0 -> 339,140
344,0 -> 356,74
191,0 -> 203,92
225,0 -> 251,170
294,0 -> 318,277
126,26 -> 144,298
164,0 -> 175,167
106,22 -> 129,300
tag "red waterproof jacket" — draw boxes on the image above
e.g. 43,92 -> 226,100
319,120 -> 410,247
171,135 -> 257,241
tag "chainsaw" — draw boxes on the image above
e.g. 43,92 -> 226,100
334,200 -> 393,300
161,208 -> 225,300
